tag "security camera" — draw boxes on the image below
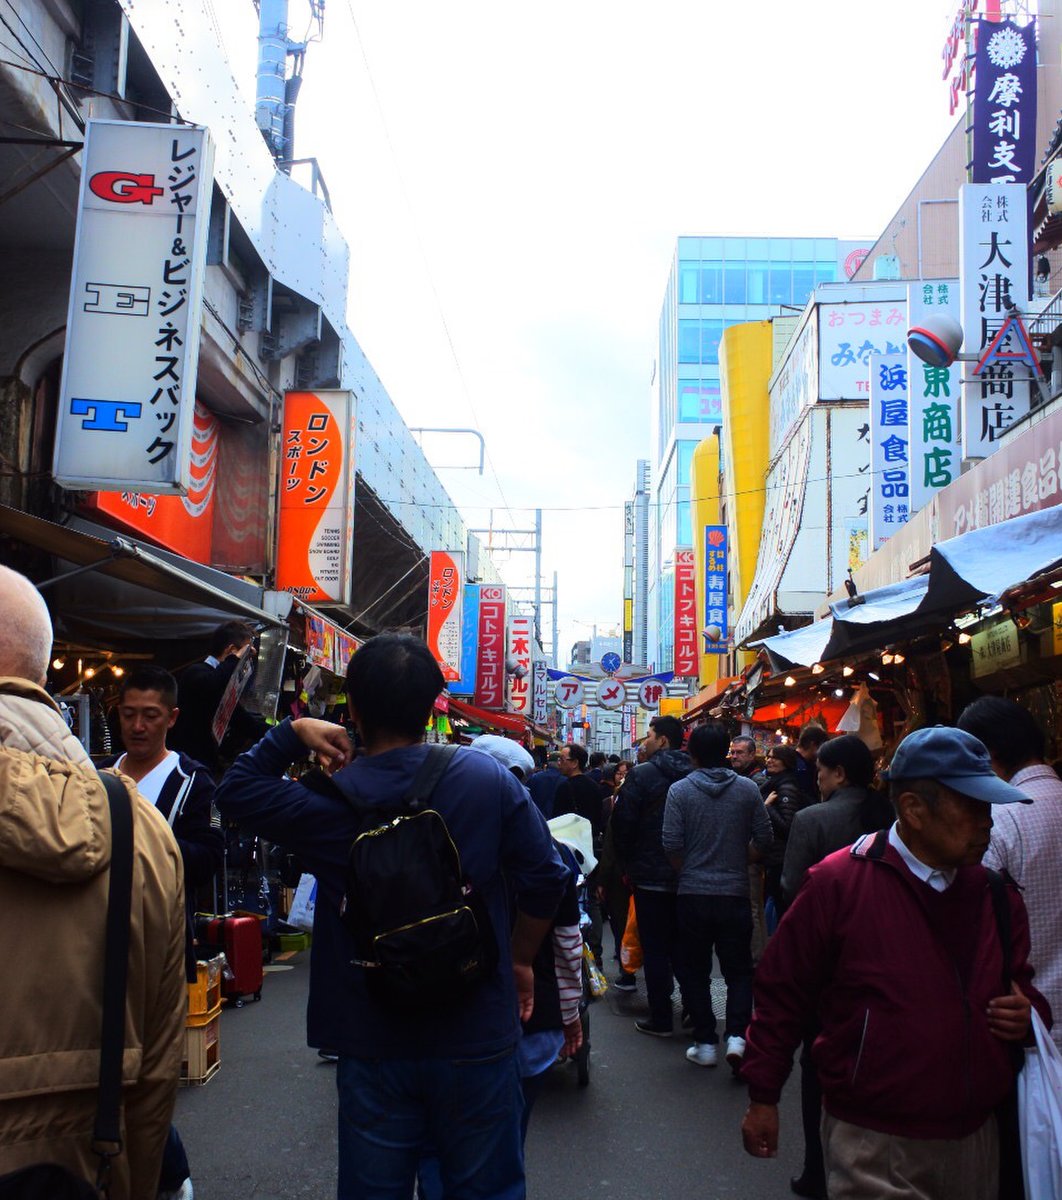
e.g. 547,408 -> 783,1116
908,314 -> 964,369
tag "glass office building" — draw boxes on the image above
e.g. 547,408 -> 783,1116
649,234 -> 867,672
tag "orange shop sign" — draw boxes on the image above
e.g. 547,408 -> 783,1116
426,550 -> 464,682
275,390 -> 356,605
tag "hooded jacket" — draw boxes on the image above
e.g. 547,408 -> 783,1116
661,767 -> 772,896
0,678 -> 186,1200
742,832 -> 1052,1140
609,749 -> 691,889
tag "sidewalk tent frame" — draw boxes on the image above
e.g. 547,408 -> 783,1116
0,502 -> 285,628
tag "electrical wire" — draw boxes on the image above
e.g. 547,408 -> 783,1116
338,0 -> 519,530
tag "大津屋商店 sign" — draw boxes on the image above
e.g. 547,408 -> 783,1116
426,551 -> 464,682
54,120 -> 214,492
275,391 -> 356,605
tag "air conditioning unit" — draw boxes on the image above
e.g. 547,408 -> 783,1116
872,255 -> 901,281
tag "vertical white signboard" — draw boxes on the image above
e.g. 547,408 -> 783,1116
959,183 -> 1031,460
532,659 -> 548,725
907,280 -> 963,514
868,354 -> 911,550
54,120 -> 214,492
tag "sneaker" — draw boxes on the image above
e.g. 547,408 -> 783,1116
685,1042 -> 718,1067
635,1019 -> 673,1038
317,1049 -> 339,1063
158,1182 -> 194,1200
725,1035 -> 746,1073
612,973 -> 637,993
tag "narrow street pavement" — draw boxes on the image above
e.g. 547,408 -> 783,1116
175,947 -> 801,1199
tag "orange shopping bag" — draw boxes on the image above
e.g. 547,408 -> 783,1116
620,895 -> 642,973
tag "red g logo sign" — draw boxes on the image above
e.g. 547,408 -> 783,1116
89,171 -> 164,205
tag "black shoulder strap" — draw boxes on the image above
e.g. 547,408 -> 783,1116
986,867 -> 1013,992
93,772 -> 134,1186
403,743 -> 459,811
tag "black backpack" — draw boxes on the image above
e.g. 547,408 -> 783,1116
338,744 -> 498,1012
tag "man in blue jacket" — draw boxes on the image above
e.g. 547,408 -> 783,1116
216,634 -> 568,1200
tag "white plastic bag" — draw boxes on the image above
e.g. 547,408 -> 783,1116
287,873 -> 317,933
1018,1008 -> 1062,1200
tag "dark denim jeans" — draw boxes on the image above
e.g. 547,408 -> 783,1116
632,886 -> 682,1027
337,1050 -> 525,1199
677,893 -> 754,1044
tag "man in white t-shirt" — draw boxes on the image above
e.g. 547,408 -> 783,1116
108,665 -> 223,979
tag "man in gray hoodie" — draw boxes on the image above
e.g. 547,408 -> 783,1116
663,722 -> 771,1073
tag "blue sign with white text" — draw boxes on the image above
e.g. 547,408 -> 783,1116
452,584 -> 480,696
703,525 -> 728,654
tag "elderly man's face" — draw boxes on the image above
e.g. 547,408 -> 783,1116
901,784 -> 994,869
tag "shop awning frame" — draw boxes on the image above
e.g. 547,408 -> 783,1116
0,503 -> 285,628
755,505 -> 1062,670
447,696 -> 529,735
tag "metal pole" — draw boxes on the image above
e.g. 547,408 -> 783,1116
534,508 -> 542,648
552,570 -> 559,669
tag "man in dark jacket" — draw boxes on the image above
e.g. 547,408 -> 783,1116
170,620 -> 267,775
528,750 -> 564,819
740,726 -> 1050,1200
110,665 -> 223,980
610,714 -> 691,1036
216,634 -> 568,1200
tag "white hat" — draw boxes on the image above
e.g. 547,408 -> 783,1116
547,812 -> 597,875
468,734 -> 535,781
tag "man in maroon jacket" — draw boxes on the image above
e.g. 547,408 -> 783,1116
740,725 -> 1050,1200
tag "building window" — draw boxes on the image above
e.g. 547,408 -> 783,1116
677,440 -> 698,485
677,500 -> 692,548
724,263 -> 747,304
678,380 -> 720,423
679,320 -> 700,363
792,265 -> 817,305
769,266 -> 791,305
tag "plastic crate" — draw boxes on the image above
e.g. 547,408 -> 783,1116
187,957 -> 223,1017
275,932 -> 309,953
181,1014 -> 221,1085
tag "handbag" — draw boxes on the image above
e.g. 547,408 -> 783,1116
0,772 -> 134,1199
1018,1009 -> 1062,1200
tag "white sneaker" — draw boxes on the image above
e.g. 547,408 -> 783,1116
725,1035 -> 746,1073
686,1042 -> 718,1067
158,1180 -> 193,1200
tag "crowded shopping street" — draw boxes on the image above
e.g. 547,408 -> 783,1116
3,1 -> 1062,1198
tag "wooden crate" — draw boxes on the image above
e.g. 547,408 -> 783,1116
181,1013 -> 221,1085
186,1000 -> 222,1029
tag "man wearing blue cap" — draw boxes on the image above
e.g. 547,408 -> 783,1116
739,725 -> 1051,1200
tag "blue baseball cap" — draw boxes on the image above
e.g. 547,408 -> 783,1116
885,726 -> 1032,805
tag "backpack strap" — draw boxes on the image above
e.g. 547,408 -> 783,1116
93,771 -> 135,1192
985,867 -> 1013,992
403,743 -> 459,812
850,828 -> 890,860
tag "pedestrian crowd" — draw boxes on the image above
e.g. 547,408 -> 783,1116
0,560 -> 1060,1200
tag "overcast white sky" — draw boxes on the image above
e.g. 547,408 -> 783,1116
218,0 -> 963,662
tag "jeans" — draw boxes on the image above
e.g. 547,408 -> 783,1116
677,893 -> 754,1044
337,1050 -> 525,1199
632,887 -> 682,1027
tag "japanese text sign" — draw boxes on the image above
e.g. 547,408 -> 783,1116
959,183 -> 1031,459
505,613 -> 533,715
907,281 -> 962,513
452,584 -> 480,696
55,120 -> 214,492
532,659 -> 548,725
554,675 -> 584,709
703,525 -> 729,655
275,390 -> 356,604
596,678 -> 626,710
818,302 -> 907,401
673,548 -> 698,678
971,20 -> 1037,185
638,678 -> 666,710
426,550 -> 464,682
770,311 -> 817,455
475,585 -> 507,709
869,354 -> 911,549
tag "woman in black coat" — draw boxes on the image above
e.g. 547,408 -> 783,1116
758,743 -> 812,908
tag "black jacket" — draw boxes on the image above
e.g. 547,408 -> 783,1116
171,656 -> 266,773
553,773 -> 607,844
609,749 -> 692,889
759,769 -> 812,867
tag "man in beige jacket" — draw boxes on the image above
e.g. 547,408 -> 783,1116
0,565 -> 186,1200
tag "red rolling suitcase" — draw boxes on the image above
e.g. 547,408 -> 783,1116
202,916 -> 264,1007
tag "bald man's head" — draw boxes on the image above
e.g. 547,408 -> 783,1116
0,566 -> 53,685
